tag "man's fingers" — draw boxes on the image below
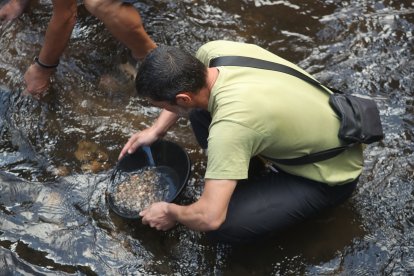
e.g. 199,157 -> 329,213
119,134 -> 144,160
119,137 -> 134,159
118,147 -> 128,160
140,215 -> 148,225
119,140 -> 136,160
22,88 -> 41,100
22,88 -> 45,100
127,140 -> 138,155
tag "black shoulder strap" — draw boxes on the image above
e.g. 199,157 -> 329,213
209,56 -> 323,89
209,55 -> 352,166
261,144 -> 355,166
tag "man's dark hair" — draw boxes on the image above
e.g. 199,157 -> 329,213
135,45 -> 207,103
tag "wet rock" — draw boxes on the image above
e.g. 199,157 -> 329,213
54,166 -> 70,177
118,62 -> 137,81
98,74 -> 120,92
74,140 -> 110,173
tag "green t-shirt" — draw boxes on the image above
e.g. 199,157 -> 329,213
195,40 -> 363,185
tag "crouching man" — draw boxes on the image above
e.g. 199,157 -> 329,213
119,40 -> 363,243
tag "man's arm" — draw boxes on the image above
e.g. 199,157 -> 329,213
24,0 -> 77,96
140,179 -> 237,231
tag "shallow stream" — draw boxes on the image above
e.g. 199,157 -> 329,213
0,0 -> 413,274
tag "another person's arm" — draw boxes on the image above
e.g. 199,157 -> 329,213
119,109 -> 179,159
24,0 -> 77,96
140,179 -> 237,231
0,0 -> 31,23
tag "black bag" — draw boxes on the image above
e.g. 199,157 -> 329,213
328,91 -> 384,144
209,56 -> 384,165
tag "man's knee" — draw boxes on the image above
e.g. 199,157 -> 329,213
84,0 -> 144,29
84,0 -> 114,16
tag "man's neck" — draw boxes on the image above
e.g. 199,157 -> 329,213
197,67 -> 219,109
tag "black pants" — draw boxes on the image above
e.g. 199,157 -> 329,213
189,109 -> 358,244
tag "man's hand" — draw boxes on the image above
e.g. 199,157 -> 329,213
0,0 -> 29,23
23,64 -> 54,98
119,109 -> 179,159
140,179 -> 237,232
118,127 -> 160,160
140,202 -> 176,231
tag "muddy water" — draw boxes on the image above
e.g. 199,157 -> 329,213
0,0 -> 413,274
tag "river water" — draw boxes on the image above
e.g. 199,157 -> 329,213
0,0 -> 413,275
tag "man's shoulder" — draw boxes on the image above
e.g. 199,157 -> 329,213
196,40 -> 286,67
196,40 -> 265,64
198,40 -> 261,54
200,40 -> 244,49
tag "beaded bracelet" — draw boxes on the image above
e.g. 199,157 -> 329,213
34,57 -> 59,69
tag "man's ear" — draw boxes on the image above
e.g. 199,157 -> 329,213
175,92 -> 193,106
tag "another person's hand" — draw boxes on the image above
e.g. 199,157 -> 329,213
118,127 -> 160,160
23,64 -> 54,98
140,202 -> 176,231
0,0 -> 29,23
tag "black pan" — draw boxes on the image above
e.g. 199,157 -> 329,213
107,140 -> 191,219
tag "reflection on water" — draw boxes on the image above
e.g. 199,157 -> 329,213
0,0 -> 413,274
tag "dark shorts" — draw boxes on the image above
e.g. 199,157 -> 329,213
189,109 -> 358,244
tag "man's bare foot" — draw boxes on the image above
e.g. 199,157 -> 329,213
0,0 -> 30,23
